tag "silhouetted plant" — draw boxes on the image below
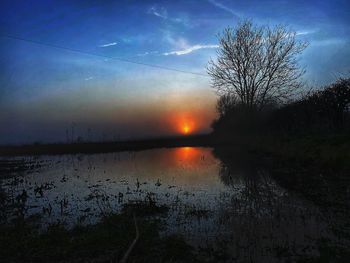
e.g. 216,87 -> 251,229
208,20 -> 307,111
212,77 -> 350,137
271,77 -> 350,134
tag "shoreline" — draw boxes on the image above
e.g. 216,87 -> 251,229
0,134 -> 214,157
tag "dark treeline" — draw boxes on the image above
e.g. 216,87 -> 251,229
272,78 -> 350,134
207,20 -> 349,141
211,77 -> 350,138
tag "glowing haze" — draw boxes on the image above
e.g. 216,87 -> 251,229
0,0 -> 349,144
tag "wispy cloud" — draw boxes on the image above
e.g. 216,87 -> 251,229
137,51 -> 159,57
85,76 -> 94,81
148,6 -> 192,27
284,30 -> 316,39
295,30 -> 318,36
163,44 -> 219,56
148,6 -> 167,19
207,0 -> 240,18
99,42 -> 117,48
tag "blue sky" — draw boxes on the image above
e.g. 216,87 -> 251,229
0,0 -> 349,144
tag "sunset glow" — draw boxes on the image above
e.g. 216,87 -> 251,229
182,124 -> 191,135
1,0 -> 347,145
167,112 -> 199,136
179,119 -> 195,135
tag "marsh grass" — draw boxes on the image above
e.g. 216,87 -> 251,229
0,161 -> 196,263
0,197 -> 196,263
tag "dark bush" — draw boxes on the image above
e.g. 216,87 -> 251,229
271,78 -> 350,134
212,78 -> 350,138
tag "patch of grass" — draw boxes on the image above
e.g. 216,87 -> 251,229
296,238 -> 350,263
0,202 -> 197,263
122,198 -> 169,217
184,206 -> 210,219
257,134 -> 350,172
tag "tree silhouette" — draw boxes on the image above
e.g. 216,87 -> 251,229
208,20 -> 308,111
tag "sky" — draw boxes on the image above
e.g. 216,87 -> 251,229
0,0 -> 349,144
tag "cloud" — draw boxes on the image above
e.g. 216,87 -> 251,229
136,51 -> 159,57
284,30 -> 317,39
148,6 -> 192,27
148,6 -> 167,19
84,76 -> 94,81
161,30 -> 190,50
163,44 -> 219,56
207,0 -> 240,18
296,30 -> 316,36
99,42 -> 117,48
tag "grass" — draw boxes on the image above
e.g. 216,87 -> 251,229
0,201 -> 197,263
214,132 -> 350,172
257,133 -> 350,171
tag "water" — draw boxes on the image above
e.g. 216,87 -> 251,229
1,147 -> 348,261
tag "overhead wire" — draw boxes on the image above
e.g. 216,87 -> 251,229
0,34 -> 210,77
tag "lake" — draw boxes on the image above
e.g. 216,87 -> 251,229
1,147 -> 347,261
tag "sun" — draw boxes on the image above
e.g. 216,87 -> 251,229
182,124 -> 191,135
183,126 -> 190,134
173,114 -> 195,135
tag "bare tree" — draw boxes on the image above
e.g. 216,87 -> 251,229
208,20 -> 308,110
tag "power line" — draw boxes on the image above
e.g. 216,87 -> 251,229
0,34 -> 210,77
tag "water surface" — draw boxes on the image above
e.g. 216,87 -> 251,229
1,147 -> 347,262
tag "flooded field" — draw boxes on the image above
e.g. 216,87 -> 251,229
1,147 -> 349,262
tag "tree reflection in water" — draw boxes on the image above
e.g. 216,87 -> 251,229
211,147 -> 348,262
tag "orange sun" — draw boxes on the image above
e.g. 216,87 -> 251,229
181,123 -> 192,135
170,113 -> 196,135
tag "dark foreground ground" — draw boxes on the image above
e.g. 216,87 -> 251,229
1,198 -> 197,263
